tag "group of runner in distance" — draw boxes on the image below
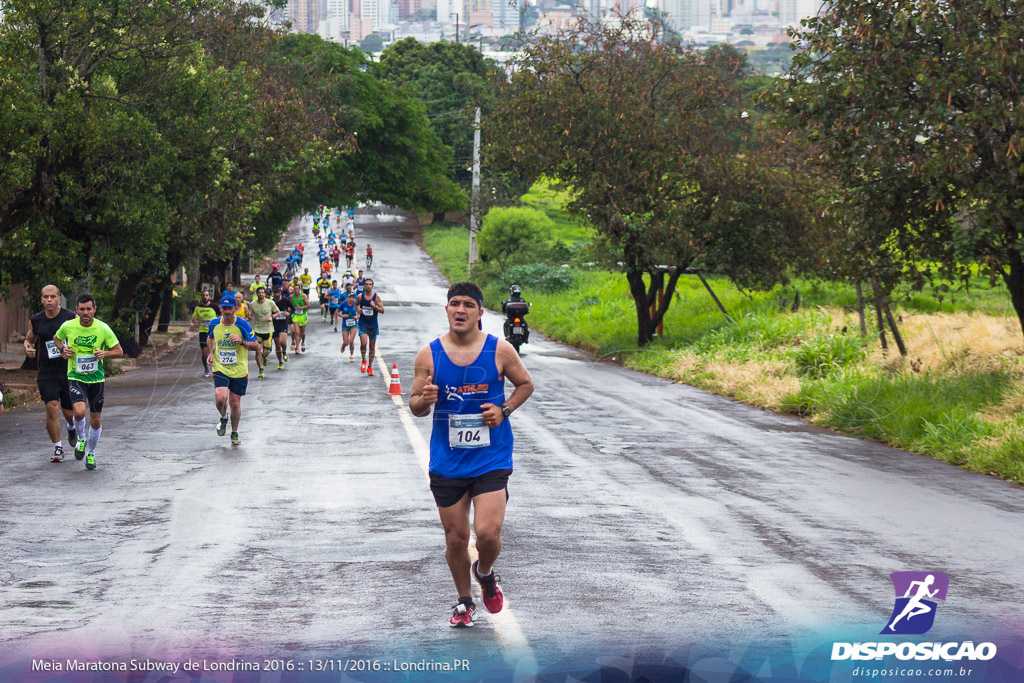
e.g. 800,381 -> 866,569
20,205 -> 535,629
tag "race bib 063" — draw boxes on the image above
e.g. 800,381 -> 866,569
75,354 -> 99,374
449,414 -> 490,449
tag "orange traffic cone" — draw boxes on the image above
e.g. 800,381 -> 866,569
388,363 -> 404,395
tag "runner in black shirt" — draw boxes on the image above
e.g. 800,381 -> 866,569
271,289 -> 293,370
23,285 -> 78,462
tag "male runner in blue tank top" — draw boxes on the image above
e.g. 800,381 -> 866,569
409,281 -> 534,628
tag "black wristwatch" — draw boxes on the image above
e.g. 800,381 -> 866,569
501,405 -> 512,419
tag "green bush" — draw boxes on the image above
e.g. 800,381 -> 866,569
497,263 -> 577,293
918,413 -> 994,461
792,333 -> 869,378
478,207 -> 554,269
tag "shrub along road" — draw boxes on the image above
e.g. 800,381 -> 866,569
1,213 -> 1022,677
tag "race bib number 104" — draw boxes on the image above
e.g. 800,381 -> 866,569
449,414 -> 491,449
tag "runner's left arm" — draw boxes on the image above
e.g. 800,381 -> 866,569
481,339 -> 535,426
93,327 -> 123,359
232,319 -> 261,351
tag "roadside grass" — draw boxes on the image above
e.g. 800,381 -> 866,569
421,189 -> 1024,485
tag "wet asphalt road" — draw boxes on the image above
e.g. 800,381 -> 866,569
2,212 -> 1023,678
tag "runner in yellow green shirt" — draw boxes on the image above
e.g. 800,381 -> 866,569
249,275 -> 265,295
246,285 -> 280,379
191,290 -> 219,377
53,293 -> 123,471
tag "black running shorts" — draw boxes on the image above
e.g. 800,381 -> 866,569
37,372 -> 72,410
68,380 -> 105,413
429,468 -> 512,508
198,330 -> 209,347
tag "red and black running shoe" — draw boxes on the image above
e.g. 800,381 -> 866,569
449,601 -> 476,628
472,560 -> 504,614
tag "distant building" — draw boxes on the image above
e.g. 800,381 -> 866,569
359,0 -> 389,29
659,0 -> 712,32
287,0 -> 322,32
709,16 -> 730,32
325,0 -> 350,18
779,0 -> 824,25
436,0 -> 453,27
492,0 -> 523,29
536,6 -> 578,30
350,14 -> 375,38
319,14 -> 351,38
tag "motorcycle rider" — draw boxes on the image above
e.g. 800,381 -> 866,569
501,285 -> 530,352
501,285 -> 525,315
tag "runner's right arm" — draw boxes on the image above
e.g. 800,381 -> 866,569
24,326 -> 37,358
409,345 -> 438,417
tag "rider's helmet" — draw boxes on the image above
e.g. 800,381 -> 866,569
510,285 -> 522,297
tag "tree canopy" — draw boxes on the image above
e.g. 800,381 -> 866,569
778,0 -> 1024,336
377,38 -> 522,215
488,14 -> 813,345
0,2 -> 461,343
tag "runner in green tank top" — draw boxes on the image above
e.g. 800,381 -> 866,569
290,289 -> 310,354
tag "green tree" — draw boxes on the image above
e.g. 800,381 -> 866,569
488,14 -> 811,345
360,34 -> 384,52
266,33 -> 465,218
478,206 -> 553,269
779,0 -> 1024,337
378,38 -> 513,217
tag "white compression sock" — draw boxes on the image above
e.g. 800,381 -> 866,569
87,426 -> 101,454
74,418 -> 86,440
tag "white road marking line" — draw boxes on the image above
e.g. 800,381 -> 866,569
376,353 -> 538,676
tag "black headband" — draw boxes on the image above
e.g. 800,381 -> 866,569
448,292 -> 484,329
448,291 -> 484,308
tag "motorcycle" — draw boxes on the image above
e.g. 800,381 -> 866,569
502,286 -> 531,354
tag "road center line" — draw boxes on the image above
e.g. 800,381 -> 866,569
375,354 -> 538,676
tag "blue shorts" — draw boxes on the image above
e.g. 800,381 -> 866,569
213,372 -> 248,396
358,323 -> 379,339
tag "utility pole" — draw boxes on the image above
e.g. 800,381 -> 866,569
468,106 -> 481,274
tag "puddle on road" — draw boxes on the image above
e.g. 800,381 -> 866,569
17,580 -> 57,589
9,600 -> 75,609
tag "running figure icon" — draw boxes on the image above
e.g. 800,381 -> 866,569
881,571 -> 949,635
887,574 -> 938,631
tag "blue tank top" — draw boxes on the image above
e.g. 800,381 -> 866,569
429,335 -> 513,478
359,291 -> 379,327
339,302 -> 358,327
